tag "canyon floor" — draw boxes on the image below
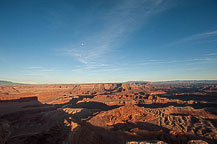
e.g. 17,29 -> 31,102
0,81 -> 217,144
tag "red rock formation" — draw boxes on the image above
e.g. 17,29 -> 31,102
0,82 -> 217,144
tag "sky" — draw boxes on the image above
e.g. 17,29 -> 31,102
0,0 -> 217,84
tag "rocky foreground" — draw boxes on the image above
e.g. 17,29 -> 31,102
0,82 -> 217,144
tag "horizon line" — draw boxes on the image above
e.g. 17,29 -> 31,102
1,79 -> 217,85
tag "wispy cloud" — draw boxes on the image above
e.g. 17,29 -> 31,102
85,68 -> 120,73
24,66 -> 58,76
164,30 -> 217,48
28,66 -> 42,69
207,52 -> 217,56
62,0 -> 173,65
136,56 -> 217,66
136,59 -> 175,65
195,30 -> 217,37
71,62 -> 119,73
191,58 -> 212,61
28,66 -> 55,71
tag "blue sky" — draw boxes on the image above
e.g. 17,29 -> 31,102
0,0 -> 217,84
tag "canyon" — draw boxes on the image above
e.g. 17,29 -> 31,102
0,81 -> 217,144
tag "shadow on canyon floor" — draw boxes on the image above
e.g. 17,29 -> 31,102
159,93 -> 217,103
0,96 -> 216,144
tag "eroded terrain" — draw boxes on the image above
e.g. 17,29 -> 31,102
0,81 -> 217,144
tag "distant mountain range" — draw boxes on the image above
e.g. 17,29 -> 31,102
126,80 -> 217,84
125,81 -> 149,84
153,80 -> 217,83
1,80 -> 217,86
0,80 -> 24,86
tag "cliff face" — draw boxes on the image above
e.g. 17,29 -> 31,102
0,83 -> 151,102
68,83 -> 149,93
